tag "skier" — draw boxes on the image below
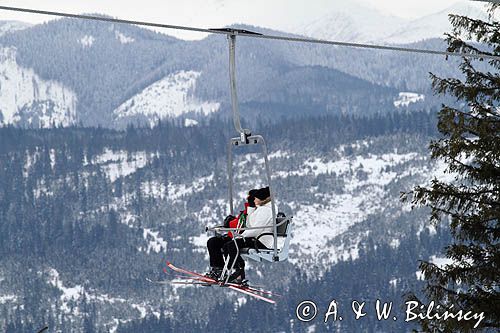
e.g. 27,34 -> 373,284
205,186 -> 273,284
205,189 -> 257,280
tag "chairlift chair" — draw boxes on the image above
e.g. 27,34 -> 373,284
212,29 -> 292,265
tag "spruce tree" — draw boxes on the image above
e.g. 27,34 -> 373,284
404,4 -> 500,332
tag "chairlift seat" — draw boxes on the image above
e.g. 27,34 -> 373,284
240,214 -> 292,263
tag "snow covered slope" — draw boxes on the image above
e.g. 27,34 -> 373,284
0,47 -> 78,127
182,138 -> 442,274
383,2 -> 489,44
0,20 -> 32,36
394,92 -> 425,108
287,1 -> 487,44
287,149 -> 421,269
91,149 -> 151,182
113,71 -> 220,126
290,1 -> 405,43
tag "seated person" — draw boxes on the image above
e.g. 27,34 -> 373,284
205,187 -> 273,284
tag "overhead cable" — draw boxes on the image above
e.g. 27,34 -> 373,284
0,5 -> 499,61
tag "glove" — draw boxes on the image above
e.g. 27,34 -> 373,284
223,215 -> 235,228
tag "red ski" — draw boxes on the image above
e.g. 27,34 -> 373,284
165,262 -> 279,295
165,261 -> 277,304
146,277 -> 211,286
161,269 -> 279,297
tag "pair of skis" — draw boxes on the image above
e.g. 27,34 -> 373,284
148,261 -> 278,304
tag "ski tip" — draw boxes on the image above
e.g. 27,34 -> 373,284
163,268 -> 168,274
166,261 -> 172,266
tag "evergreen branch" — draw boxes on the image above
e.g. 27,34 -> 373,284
431,74 -> 500,106
446,35 -> 496,57
448,14 -> 497,30
441,105 -> 500,123
413,5 -> 500,332
448,14 -> 499,43
431,185 -> 500,207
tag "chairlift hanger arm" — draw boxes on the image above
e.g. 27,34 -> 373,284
226,31 -> 252,139
0,5 -> 498,61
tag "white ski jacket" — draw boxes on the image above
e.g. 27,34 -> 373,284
242,201 -> 274,249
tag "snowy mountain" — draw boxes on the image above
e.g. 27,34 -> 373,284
382,2 -> 489,44
288,1 -> 406,43
113,70 -> 220,126
110,0 -> 486,45
285,1 -> 487,44
0,20 -> 31,36
0,47 -> 77,127
0,17 -> 409,128
0,2 -> 487,128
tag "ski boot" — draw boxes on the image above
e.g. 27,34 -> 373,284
204,267 -> 223,281
227,267 -> 248,287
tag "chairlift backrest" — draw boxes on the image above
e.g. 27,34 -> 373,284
240,215 -> 292,263
276,213 -> 288,235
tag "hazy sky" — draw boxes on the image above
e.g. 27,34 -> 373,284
0,0 -> 487,39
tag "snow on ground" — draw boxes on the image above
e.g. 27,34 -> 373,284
23,149 -> 38,178
114,71 -> 220,125
393,92 -> 425,108
429,159 -> 459,184
91,149 -> 149,182
50,148 -> 56,170
184,118 -> 199,127
417,224 -> 437,237
415,255 -> 453,281
306,324 -> 317,333
33,182 -> 54,199
47,267 -> 159,325
416,256 -> 455,281
430,255 -> 453,268
140,228 -> 168,254
390,238 -> 400,248
280,149 -> 428,270
120,212 -> 140,226
115,30 -> 135,44
167,174 -> 214,201
47,268 -> 85,314
142,180 -> 167,199
131,303 -> 147,318
275,152 -> 417,179
268,150 -> 291,159
79,35 -> 95,48
190,233 -> 210,255
0,20 -> 32,36
235,296 -> 247,308
189,198 -> 228,254
0,294 -> 17,304
0,47 -> 77,127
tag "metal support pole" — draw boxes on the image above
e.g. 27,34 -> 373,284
227,140 -> 234,215
260,137 -> 278,260
228,33 -> 251,140
225,31 -> 279,262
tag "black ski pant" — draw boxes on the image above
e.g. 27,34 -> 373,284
207,235 -> 267,269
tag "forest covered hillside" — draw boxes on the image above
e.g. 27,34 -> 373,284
0,17 -> 461,128
0,111 -> 452,332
